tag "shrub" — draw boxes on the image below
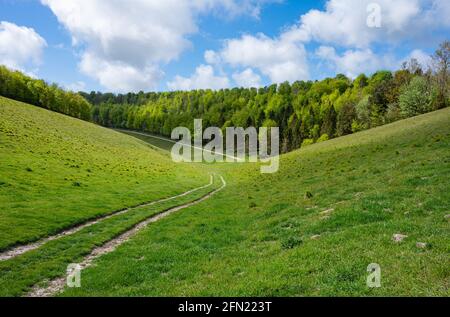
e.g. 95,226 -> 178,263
399,76 -> 433,117
317,134 -> 329,143
351,120 -> 364,133
301,139 -> 314,147
385,103 -> 402,123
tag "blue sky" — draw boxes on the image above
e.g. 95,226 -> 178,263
0,0 -> 448,93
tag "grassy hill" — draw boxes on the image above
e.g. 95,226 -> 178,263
62,107 -> 449,296
0,95 -> 448,296
0,96 -> 208,251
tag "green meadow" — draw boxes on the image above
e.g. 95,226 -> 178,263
64,107 -> 450,296
0,96 -> 449,296
0,96 -> 208,251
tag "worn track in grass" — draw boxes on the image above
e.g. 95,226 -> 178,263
27,176 -> 226,297
0,176 -> 213,262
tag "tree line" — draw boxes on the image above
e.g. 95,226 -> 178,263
85,42 -> 449,153
1,41 -> 448,154
0,66 -> 91,120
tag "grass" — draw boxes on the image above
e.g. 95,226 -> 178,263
61,108 -> 449,296
0,175 -> 222,296
117,129 -> 175,152
0,96 -> 449,296
0,96 -> 208,251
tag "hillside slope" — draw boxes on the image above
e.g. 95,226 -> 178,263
0,96 -> 207,251
63,107 -> 450,296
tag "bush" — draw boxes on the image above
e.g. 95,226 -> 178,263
351,120 -> 364,133
301,139 -> 314,147
317,134 -> 329,143
399,76 -> 433,117
385,103 -> 402,123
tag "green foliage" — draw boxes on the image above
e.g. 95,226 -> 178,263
355,95 -> 371,129
337,102 -> 357,136
385,103 -> 402,123
62,107 -> 449,297
399,76 -> 433,117
1,95 -> 449,296
351,120 -> 364,133
1,40 -> 448,155
281,236 -> 303,249
0,66 -> 91,120
0,97 -> 207,251
81,54 -> 445,154
301,138 -> 314,147
316,134 -> 329,143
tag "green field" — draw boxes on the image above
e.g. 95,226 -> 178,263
0,96 -> 208,251
0,96 -> 449,296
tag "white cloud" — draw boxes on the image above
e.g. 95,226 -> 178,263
422,0 -> 450,28
41,0 -> 198,92
204,50 -> 222,65
316,46 -> 397,78
290,0 -> 449,48
316,46 -> 435,78
41,0 -> 275,92
219,33 -> 309,83
40,0 -> 449,91
0,21 -> 47,72
209,0 -> 448,84
197,0 -> 282,19
65,81 -> 86,92
232,68 -> 262,87
79,52 -> 163,92
405,49 -> 432,69
167,64 -> 229,91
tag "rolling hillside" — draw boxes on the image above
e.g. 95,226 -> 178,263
0,96 -> 208,251
62,107 -> 450,296
0,95 -> 448,296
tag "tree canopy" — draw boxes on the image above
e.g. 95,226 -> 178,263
1,41 -> 449,154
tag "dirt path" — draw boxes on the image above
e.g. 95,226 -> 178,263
0,176 -> 213,262
118,129 -> 244,162
27,175 -> 226,297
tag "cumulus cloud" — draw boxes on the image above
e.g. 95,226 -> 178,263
281,0 -> 448,79
204,50 -> 222,65
316,46 -> 435,78
232,68 -> 262,87
41,0 -> 199,92
200,0 -> 445,85
41,0 -> 275,92
0,21 -> 47,72
167,64 -> 229,91
79,52 -> 164,92
315,46 -> 398,78
198,0 -> 282,19
404,49 -> 433,69
219,33 -> 309,83
41,0 -> 449,91
289,0 -> 449,48
65,81 -> 86,92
